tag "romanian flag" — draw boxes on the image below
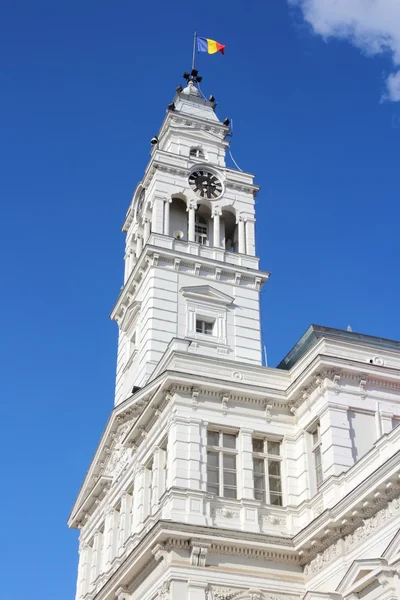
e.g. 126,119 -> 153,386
197,36 -> 225,55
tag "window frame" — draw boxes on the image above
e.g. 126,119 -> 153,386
252,437 -> 283,506
311,424 -> 323,487
195,318 -> 215,336
190,147 -> 205,160
195,214 -> 208,245
206,430 -> 238,499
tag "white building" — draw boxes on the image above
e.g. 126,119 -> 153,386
69,72 -> 400,600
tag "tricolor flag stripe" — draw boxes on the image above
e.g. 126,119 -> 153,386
197,37 -> 225,55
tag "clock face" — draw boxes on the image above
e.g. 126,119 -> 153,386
189,170 -> 223,199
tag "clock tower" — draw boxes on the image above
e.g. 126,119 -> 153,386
112,73 -> 269,405
69,69 -> 400,600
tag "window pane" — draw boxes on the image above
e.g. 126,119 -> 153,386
268,461 -> 281,476
223,471 -> 237,486
316,463 -> 323,485
204,321 -> 213,335
223,454 -> 236,470
207,468 -> 219,484
269,477 -> 282,492
314,447 -> 322,467
252,438 -> 264,452
270,493 -> 283,506
254,489 -> 265,502
254,474 -> 264,490
224,487 -> 237,499
312,428 -> 319,445
267,441 -> 280,456
253,458 -> 264,474
207,484 -> 218,495
223,433 -> 236,449
207,432 -> 219,447
207,451 -> 219,466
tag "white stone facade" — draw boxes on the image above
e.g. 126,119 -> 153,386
69,76 -> 400,600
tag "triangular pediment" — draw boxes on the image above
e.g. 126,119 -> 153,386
180,285 -> 234,305
382,528 -> 400,562
336,558 -> 387,594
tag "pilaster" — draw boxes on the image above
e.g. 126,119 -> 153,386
117,491 -> 132,556
151,196 -> 165,234
132,467 -> 145,533
245,218 -> 256,256
238,428 -> 254,500
320,401 -> 353,478
103,507 -> 119,571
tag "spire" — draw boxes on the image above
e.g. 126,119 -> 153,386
169,69 -> 219,122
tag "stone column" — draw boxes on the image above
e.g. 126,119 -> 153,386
103,507 -> 119,571
188,204 -> 196,242
169,415 -> 191,488
77,542 -> 90,599
133,467 -> 145,532
238,428 -> 254,499
213,209 -> 221,248
245,218 -> 256,256
135,234 -> 143,258
143,218 -> 151,244
164,199 -> 171,236
188,580 -> 208,600
118,491 -> 132,556
90,530 -> 103,583
320,401 -> 353,479
151,196 -> 165,234
188,418 -> 202,491
238,217 -> 246,254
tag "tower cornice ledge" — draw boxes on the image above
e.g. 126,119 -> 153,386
110,243 -> 269,323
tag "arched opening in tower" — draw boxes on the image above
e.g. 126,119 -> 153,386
221,209 -> 237,252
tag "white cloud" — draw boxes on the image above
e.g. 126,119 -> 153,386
289,0 -> 400,101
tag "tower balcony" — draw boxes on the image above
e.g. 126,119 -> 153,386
147,232 -> 260,270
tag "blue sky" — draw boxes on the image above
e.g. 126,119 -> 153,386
1,1 -> 400,599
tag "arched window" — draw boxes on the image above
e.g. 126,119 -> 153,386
195,214 -> 208,245
190,147 -> 205,160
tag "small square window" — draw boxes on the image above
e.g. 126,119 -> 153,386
196,319 -> 214,335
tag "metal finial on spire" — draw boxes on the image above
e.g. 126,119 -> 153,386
182,69 -> 203,85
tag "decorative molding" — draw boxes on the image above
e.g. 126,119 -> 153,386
191,387 -> 199,411
210,586 -> 242,600
190,540 -> 210,566
214,508 -> 240,519
221,391 -> 229,416
157,581 -> 170,600
304,494 -> 400,575
210,543 -> 299,564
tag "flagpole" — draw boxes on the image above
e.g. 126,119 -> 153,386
192,31 -> 197,71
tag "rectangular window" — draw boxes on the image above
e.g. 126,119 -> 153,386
196,318 -> 214,335
252,438 -> 283,506
311,424 -> 323,486
207,430 -> 237,498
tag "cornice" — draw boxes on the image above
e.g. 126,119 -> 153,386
111,244 -> 269,324
294,449 -> 400,562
